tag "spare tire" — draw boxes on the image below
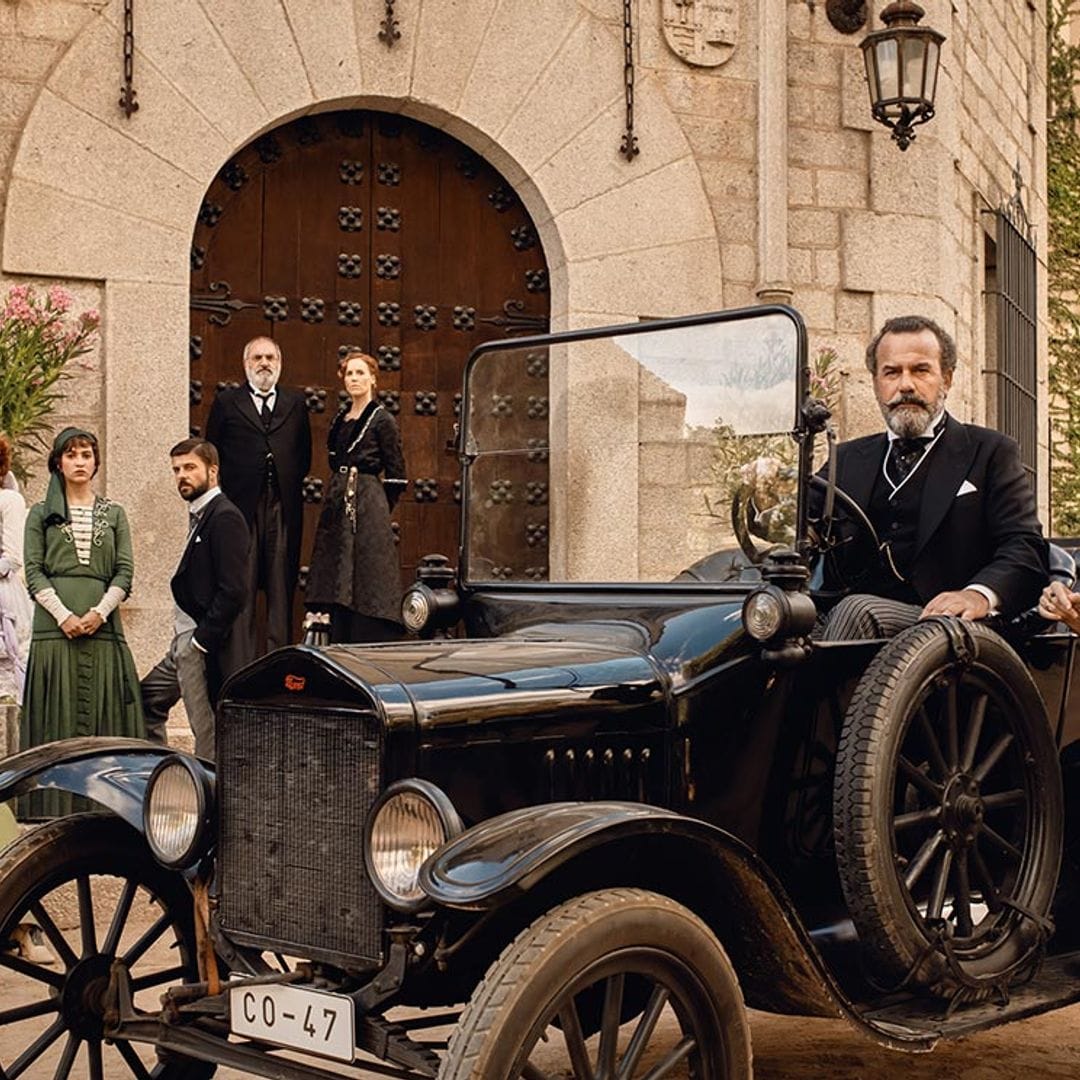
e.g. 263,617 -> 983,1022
833,619 -> 1062,996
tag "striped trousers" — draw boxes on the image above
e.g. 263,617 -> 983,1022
817,593 -> 923,642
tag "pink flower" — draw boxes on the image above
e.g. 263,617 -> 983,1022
47,285 -> 72,313
80,309 -> 100,326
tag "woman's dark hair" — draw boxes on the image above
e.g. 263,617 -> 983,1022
49,432 -> 99,476
0,435 -> 11,481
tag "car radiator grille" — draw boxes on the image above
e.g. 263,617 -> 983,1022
216,704 -> 384,965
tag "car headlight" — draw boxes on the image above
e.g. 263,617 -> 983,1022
742,584 -> 817,643
143,756 -> 214,869
364,780 -> 463,911
743,588 -> 786,641
401,584 -> 433,633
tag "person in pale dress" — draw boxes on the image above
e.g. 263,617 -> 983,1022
0,434 -> 32,706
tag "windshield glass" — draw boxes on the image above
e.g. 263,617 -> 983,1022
462,309 -> 804,584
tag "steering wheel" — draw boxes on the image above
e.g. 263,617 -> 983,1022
805,474 -> 885,598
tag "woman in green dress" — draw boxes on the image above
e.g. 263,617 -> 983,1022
20,427 -> 143,817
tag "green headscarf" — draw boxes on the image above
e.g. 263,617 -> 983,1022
44,426 -> 98,526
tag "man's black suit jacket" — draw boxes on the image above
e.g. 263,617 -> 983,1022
205,385 -> 312,585
171,492 -> 249,696
835,415 -> 1048,619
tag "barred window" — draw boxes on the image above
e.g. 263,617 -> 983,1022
984,195 -> 1037,487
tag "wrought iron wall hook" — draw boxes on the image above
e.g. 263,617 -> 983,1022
378,0 -> 401,46
619,0 -> 639,161
119,0 -> 139,118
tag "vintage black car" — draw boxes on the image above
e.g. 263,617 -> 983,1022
2,305 -> 1079,1080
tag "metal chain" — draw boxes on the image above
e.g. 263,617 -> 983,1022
119,0 -> 139,118
619,0 -> 639,160
379,0 -> 401,46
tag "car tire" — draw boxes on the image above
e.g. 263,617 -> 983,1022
834,619 -> 1063,996
439,887 -> 752,1080
0,814 -> 215,1079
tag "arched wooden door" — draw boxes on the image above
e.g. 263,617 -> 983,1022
189,109 -> 550,620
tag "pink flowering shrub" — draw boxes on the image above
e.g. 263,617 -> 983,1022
0,283 -> 100,480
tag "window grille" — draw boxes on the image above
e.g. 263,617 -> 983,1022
984,174 -> 1038,487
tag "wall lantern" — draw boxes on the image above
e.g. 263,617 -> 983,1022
861,1 -> 945,150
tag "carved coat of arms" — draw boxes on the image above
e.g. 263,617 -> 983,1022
661,0 -> 738,67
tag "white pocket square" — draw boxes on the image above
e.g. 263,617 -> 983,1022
956,479 -> 977,497
194,535 -> 203,543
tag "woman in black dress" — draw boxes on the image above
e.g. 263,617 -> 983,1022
306,350 -> 407,642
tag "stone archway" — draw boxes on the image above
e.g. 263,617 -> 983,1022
1,0 -> 723,661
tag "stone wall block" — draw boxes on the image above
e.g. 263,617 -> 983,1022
530,84 -> 692,218
120,0 -> 269,149
4,179 -> 188,282
46,15 -> 231,182
14,0 -> 96,41
281,0 -> 363,101
869,137 -> 944,216
0,82 -> 37,129
721,242 -> 756,284
14,91 -> 204,233
654,71 -> 757,123
842,211 -> 942,294
840,50 -> 876,132
352,0 -> 424,101
202,0 -> 315,119
815,168 -> 867,210
0,37 -> 62,83
791,287 -> 836,331
565,237 -> 722,318
102,280 -> 189,671
701,160 -> 756,204
457,0 -> 581,138
679,115 -> 756,163
836,290 -> 872,334
789,126 -> 865,170
411,0 -> 498,110
789,207 -> 839,248
788,42 -> 841,87
495,18 -> 622,175
555,156 -> 715,262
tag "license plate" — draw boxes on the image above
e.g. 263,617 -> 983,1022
229,983 -> 356,1063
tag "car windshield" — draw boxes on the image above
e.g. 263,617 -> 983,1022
462,308 -> 805,584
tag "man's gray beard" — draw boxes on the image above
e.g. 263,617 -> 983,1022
246,368 -> 278,392
880,389 -> 946,438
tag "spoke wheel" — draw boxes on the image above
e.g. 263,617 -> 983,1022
0,814 -> 215,1080
834,621 -> 1063,995
440,888 -> 751,1080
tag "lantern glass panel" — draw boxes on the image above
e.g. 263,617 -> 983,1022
926,39 -> 940,103
875,38 -> 899,110
901,35 -> 928,100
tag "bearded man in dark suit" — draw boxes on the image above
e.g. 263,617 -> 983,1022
141,438 -> 249,759
820,315 -> 1048,640
206,336 -> 312,664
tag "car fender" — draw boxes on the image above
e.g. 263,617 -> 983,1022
420,800 -> 857,1025
0,737 -> 209,834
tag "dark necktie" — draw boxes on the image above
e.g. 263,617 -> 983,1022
255,391 -> 273,429
889,437 -> 928,482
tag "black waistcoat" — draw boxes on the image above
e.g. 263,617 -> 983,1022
864,447 -> 933,604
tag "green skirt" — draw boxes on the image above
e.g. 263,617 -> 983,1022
19,632 -> 145,819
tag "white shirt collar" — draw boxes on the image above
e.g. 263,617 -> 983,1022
248,383 -> 277,400
189,487 -> 221,516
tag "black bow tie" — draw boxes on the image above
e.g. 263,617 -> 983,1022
888,437 -> 930,481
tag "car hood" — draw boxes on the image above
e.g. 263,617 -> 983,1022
222,636 -> 667,734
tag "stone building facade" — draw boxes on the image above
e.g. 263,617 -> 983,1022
0,0 -> 1049,672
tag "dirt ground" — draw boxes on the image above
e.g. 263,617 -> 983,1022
5,986 -> 1080,1079
4,877 -> 1080,1079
